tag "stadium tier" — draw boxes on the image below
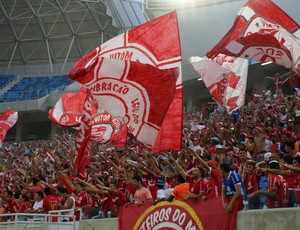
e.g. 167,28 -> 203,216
0,75 -> 74,102
0,74 -> 15,89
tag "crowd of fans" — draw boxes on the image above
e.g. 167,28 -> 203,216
1,80 -> 300,222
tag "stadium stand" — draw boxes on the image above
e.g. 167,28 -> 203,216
0,75 -> 74,102
0,74 -> 15,89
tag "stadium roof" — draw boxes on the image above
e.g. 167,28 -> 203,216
0,0 -> 299,81
0,0 -> 149,74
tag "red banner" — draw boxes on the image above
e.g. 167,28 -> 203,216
119,198 -> 238,230
74,88 -> 93,179
69,11 -> 182,153
0,109 -> 18,145
207,0 -> 300,74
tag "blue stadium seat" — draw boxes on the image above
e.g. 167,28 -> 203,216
0,74 -> 15,89
1,75 -> 74,101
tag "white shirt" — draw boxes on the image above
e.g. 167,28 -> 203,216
62,197 -> 75,221
33,200 -> 43,210
156,188 -> 173,200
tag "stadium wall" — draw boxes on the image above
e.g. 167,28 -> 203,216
79,208 -> 300,230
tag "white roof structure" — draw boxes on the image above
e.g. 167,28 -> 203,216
0,0 -> 149,74
0,0 -> 299,81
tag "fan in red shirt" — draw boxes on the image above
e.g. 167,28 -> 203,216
0,191 -> 20,220
169,155 -> 206,201
243,160 -> 260,209
74,183 -> 93,220
250,160 -> 289,208
95,192 -> 109,218
18,194 -> 32,213
28,177 -> 43,202
101,181 -> 127,217
40,187 -> 60,222
190,149 -> 222,198
280,156 -> 300,206
258,155 -> 296,207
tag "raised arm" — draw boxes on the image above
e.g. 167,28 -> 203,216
168,155 -> 188,179
186,147 -> 210,171
56,172 -> 76,191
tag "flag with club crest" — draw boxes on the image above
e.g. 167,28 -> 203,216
69,11 -> 182,152
207,0 -> 300,75
190,55 -> 248,113
0,110 -> 18,146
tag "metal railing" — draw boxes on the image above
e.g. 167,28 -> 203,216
0,211 -> 77,230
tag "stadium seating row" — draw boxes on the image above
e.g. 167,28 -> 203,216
0,75 -> 74,102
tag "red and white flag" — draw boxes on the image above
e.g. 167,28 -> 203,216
69,57 -> 179,149
48,88 -> 87,128
190,55 -> 248,113
74,88 -> 93,179
91,112 -> 128,148
0,110 -> 18,146
207,0 -> 300,74
69,11 -> 182,152
49,88 -> 128,147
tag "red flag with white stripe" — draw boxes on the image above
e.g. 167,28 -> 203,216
69,11 -> 182,153
190,55 -> 248,113
207,0 -> 300,74
74,88 -> 93,179
0,110 -> 18,146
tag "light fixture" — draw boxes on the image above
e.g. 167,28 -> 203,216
261,61 -> 272,66
197,77 -> 203,81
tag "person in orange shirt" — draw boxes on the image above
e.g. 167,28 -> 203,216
167,174 -> 190,202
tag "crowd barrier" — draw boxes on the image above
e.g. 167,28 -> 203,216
237,207 -> 300,230
0,212 -> 76,230
1,207 -> 300,230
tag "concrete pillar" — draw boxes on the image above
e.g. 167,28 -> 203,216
51,122 -> 58,138
15,121 -> 22,142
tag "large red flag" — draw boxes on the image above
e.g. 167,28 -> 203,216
0,109 -> 18,146
74,88 -> 93,179
69,11 -> 182,153
69,57 -> 179,149
190,55 -> 248,113
207,0 -> 300,74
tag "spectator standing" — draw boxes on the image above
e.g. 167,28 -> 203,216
167,174 -> 189,202
252,160 -> 289,208
132,175 -> 153,206
220,163 -> 246,212
40,187 -> 60,221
